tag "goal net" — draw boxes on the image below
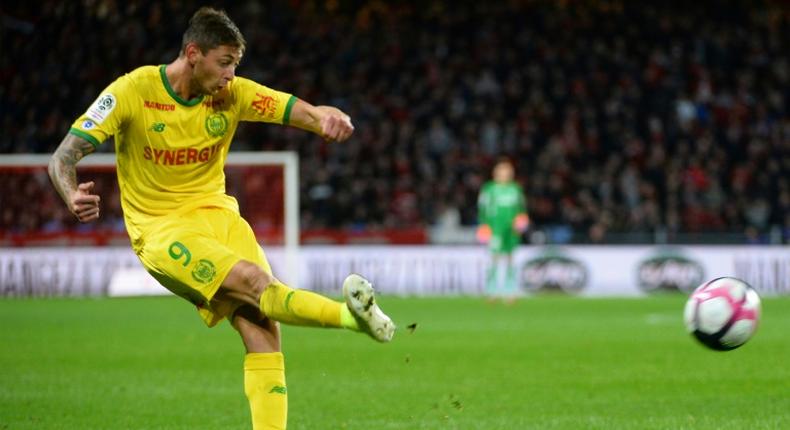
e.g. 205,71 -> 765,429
0,152 -> 300,293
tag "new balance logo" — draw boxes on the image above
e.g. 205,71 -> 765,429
269,385 -> 287,395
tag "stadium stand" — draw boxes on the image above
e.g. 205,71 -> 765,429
1,0 -> 787,244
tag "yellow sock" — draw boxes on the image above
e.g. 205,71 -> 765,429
244,352 -> 287,430
340,304 -> 359,331
260,281 -> 347,328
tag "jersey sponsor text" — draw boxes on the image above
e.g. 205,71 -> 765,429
144,100 -> 176,111
143,142 -> 223,166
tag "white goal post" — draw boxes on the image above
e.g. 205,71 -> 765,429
0,151 -> 300,288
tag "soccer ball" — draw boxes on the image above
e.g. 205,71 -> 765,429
683,277 -> 761,351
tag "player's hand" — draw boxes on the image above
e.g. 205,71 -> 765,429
476,225 -> 492,244
68,181 -> 101,222
319,109 -> 354,142
513,213 -> 530,233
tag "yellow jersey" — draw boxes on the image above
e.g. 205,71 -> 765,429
69,65 -> 296,249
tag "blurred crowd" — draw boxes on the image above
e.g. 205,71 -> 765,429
2,0 -> 788,243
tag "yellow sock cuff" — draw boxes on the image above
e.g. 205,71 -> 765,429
244,352 -> 284,371
340,304 -> 360,331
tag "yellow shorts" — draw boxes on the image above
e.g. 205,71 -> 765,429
135,207 -> 271,327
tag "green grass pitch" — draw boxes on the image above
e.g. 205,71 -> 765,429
1,295 -> 789,429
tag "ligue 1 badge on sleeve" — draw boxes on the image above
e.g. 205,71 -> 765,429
87,93 -> 116,123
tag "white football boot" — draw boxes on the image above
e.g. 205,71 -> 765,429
343,274 -> 396,342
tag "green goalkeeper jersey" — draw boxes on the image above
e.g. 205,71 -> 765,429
477,181 -> 526,230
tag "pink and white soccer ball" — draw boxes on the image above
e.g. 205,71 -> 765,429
683,277 -> 761,351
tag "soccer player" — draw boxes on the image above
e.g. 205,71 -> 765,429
47,7 -> 394,429
477,159 -> 529,303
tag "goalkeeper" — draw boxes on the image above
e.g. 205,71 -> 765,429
48,7 -> 394,430
477,159 -> 529,302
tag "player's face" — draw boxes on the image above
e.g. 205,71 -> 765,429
192,44 -> 243,96
493,162 -> 514,183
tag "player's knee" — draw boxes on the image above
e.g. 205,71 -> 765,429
229,260 -> 275,301
245,266 -> 275,301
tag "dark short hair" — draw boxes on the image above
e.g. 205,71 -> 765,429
181,7 -> 245,55
495,157 -> 514,168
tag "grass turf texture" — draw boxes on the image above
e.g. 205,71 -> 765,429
1,296 -> 789,429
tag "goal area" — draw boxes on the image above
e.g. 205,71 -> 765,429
0,152 -> 300,287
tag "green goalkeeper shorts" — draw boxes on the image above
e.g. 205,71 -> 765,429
488,229 -> 520,254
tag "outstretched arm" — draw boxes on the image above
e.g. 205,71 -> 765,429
48,133 -> 101,222
288,99 -> 354,142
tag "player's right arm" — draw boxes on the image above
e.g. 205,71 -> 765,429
476,183 -> 493,243
49,74 -> 131,223
48,134 -> 101,222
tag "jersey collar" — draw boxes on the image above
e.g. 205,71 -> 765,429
159,65 -> 205,107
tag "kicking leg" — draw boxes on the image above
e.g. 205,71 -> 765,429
221,260 -> 395,342
221,260 -> 345,328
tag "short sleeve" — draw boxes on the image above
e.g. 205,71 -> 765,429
69,75 -> 133,148
233,77 -> 297,125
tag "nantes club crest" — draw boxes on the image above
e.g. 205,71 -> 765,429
192,259 -> 217,284
205,112 -> 228,137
